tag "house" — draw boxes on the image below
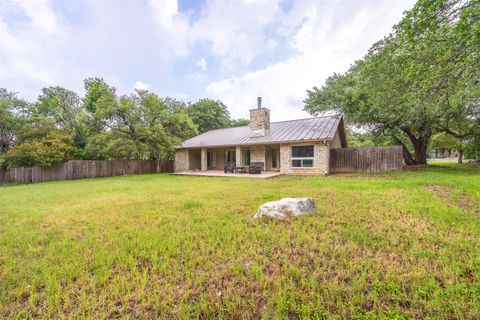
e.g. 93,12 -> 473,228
174,97 -> 346,175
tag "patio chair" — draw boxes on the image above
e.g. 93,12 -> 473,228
224,162 -> 235,173
248,162 -> 264,174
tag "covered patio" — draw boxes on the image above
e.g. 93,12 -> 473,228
180,145 -> 281,173
171,170 -> 283,179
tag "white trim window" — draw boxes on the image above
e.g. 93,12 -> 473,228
291,145 -> 314,168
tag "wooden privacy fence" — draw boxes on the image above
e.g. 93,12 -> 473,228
0,159 -> 174,184
330,146 -> 403,173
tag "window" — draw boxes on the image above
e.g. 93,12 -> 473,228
243,149 -> 251,166
291,145 -> 314,168
207,151 -> 216,167
225,150 -> 236,163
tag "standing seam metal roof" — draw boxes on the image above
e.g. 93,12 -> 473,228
179,115 -> 343,149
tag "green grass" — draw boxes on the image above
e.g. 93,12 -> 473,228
0,163 -> 479,319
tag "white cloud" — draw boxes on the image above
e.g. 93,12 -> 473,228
0,1 -> 65,99
188,0 -> 282,67
147,0 -> 178,29
146,0 -> 190,56
13,0 -> 58,33
205,1 -> 416,121
133,80 -> 150,91
0,0 -> 181,100
196,57 -> 207,72
145,0 -> 285,68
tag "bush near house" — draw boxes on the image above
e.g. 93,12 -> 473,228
0,163 -> 479,318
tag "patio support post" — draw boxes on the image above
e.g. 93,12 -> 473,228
235,146 -> 242,167
201,148 -> 207,171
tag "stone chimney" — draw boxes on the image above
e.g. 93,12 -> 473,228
249,97 -> 270,136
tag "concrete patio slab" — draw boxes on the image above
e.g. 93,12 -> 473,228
171,170 -> 283,179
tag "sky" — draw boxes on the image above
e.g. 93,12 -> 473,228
0,0 -> 416,121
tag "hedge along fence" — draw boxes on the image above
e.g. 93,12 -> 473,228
330,146 -> 403,173
0,159 -> 174,184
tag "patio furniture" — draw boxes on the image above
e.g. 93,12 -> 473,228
224,162 -> 235,173
249,162 -> 264,174
234,166 -> 246,174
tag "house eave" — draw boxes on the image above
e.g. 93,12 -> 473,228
176,138 -> 333,150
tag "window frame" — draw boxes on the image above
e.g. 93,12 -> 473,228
243,149 -> 251,166
291,145 -> 314,168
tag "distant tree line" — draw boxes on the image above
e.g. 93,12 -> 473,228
0,80 -> 248,169
304,0 -> 480,164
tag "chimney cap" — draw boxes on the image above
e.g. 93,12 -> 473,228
257,96 -> 262,109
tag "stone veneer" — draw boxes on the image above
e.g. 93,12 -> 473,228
249,108 -> 270,136
250,145 -> 266,166
235,146 -> 242,167
175,141 -> 331,174
201,148 -> 207,171
280,141 -> 330,175
174,149 -> 189,172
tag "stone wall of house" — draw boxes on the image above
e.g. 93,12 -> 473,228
176,141 -> 331,174
235,146 -> 242,167
174,149 -> 189,172
250,145 -> 266,167
280,141 -> 330,175
249,108 -> 270,136
201,148 -> 207,171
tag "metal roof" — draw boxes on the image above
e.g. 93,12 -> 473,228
179,115 -> 344,149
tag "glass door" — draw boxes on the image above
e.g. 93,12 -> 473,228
271,149 -> 279,169
207,151 -> 216,168
225,150 -> 236,164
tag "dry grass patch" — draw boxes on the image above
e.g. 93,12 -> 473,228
426,184 -> 479,214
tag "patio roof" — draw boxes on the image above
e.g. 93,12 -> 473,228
179,115 -> 345,149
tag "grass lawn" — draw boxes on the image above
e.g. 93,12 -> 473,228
1,164 -> 479,319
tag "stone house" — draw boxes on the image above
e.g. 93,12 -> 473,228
174,98 -> 346,175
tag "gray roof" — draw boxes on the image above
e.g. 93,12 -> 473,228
179,115 -> 345,149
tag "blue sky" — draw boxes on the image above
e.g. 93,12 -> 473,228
0,0 -> 415,121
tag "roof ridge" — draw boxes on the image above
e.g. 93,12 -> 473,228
271,114 -> 341,124
198,125 -> 249,133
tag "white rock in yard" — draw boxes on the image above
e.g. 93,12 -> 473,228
254,197 -> 317,220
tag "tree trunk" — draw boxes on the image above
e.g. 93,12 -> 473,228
392,135 -> 416,165
402,146 -> 416,165
411,139 -> 428,165
402,128 -> 430,165
458,150 -> 463,163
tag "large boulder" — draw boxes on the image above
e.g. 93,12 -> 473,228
254,197 -> 317,220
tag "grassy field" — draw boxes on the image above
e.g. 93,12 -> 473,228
1,164 -> 479,319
